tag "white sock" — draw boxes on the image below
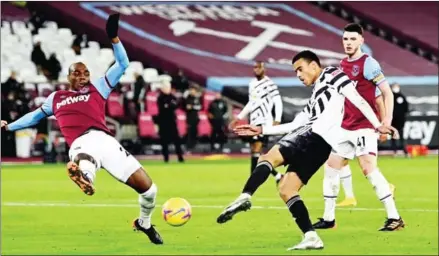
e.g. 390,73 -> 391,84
238,193 -> 252,201
340,165 -> 355,198
304,231 -> 319,239
323,165 -> 340,222
78,160 -> 97,184
366,169 -> 400,219
138,183 -> 157,229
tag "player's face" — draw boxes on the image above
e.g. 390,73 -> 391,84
68,63 -> 91,90
292,59 -> 318,87
342,31 -> 364,55
253,62 -> 265,77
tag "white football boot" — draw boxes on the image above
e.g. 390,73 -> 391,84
287,231 -> 324,250
216,193 -> 252,224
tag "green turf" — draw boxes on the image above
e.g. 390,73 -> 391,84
1,156 -> 438,255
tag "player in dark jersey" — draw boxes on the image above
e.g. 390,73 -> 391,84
312,23 -> 404,232
1,14 -> 163,244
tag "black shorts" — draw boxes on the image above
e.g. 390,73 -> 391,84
277,130 -> 332,185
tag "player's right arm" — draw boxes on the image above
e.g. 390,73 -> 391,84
1,92 -> 55,131
94,14 -> 130,100
337,75 -> 397,136
364,56 -> 394,126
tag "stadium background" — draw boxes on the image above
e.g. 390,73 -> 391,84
1,1 -> 438,255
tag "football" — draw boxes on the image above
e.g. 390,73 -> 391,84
161,197 -> 192,226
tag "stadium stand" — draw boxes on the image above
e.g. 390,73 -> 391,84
1,2 -> 436,158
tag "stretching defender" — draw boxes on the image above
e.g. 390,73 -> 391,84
217,50 -> 398,250
230,61 -> 283,182
0,14 -> 163,244
313,24 -> 403,232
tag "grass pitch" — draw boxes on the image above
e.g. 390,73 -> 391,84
1,156 -> 438,255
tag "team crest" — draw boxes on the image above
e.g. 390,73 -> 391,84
79,86 -> 90,94
351,65 -> 360,77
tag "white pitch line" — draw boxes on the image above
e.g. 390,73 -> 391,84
2,202 -> 438,213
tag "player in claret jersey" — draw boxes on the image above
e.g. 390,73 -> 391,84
312,23 -> 405,231
1,14 -> 163,244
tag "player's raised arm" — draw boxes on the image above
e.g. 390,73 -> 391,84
364,56 -> 394,126
1,92 -> 55,132
94,14 -> 130,99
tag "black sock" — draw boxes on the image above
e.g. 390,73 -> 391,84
286,195 -> 315,234
250,153 -> 260,174
242,161 -> 272,195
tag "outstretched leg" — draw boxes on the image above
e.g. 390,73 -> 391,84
217,145 -> 284,224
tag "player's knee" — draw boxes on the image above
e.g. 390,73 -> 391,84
361,165 -> 374,176
358,156 -> 376,176
257,154 -> 278,168
278,183 -> 299,202
258,148 -> 283,167
326,154 -> 345,170
126,167 -> 153,194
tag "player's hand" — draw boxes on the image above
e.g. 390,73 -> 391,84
377,125 -> 399,140
273,121 -> 281,126
106,13 -> 120,39
1,120 -> 8,130
233,124 -> 262,136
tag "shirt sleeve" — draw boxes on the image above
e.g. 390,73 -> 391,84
364,56 -> 386,86
262,111 -> 308,135
94,41 -> 129,99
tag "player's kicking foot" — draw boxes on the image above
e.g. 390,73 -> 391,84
378,217 -> 405,231
66,161 -> 95,196
132,219 -> 164,244
287,231 -> 324,250
336,197 -> 357,207
312,218 -> 336,229
217,195 -> 252,224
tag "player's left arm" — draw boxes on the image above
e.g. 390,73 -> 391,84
269,83 -> 283,124
364,56 -> 394,125
94,14 -> 130,99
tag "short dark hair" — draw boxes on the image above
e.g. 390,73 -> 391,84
292,50 -> 321,67
344,23 -> 363,35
